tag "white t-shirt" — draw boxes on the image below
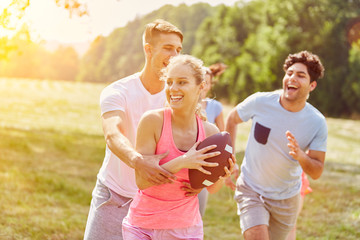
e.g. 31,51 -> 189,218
236,90 -> 327,200
98,73 -> 166,198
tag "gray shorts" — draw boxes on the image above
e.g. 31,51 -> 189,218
84,179 -> 133,240
235,177 -> 300,240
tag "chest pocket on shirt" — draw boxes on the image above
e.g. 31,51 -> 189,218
254,122 -> 271,145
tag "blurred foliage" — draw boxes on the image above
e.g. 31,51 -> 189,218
191,0 -> 360,117
76,3 -> 216,82
0,25 -> 79,81
1,0 -> 87,29
0,0 -> 85,79
0,0 -> 360,117
55,0 -> 88,17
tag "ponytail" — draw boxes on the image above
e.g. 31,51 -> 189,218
195,102 -> 207,121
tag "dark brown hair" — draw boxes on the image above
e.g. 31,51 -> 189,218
283,51 -> 325,82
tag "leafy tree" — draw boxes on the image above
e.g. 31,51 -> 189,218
192,0 -> 360,116
0,23 -> 79,80
51,46 -> 79,81
76,36 -> 106,82
77,3 -> 216,82
1,0 -> 360,116
0,25 -> 50,78
342,41 -> 360,116
0,0 -> 87,60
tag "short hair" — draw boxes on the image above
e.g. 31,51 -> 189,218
283,51 -> 325,82
143,19 -> 183,46
161,54 -> 205,85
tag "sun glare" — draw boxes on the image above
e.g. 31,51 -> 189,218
0,0 -> 12,10
0,0 -> 29,39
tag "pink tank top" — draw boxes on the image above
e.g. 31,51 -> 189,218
127,108 -> 206,229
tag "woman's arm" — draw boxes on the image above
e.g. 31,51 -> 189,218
161,142 -> 221,174
135,112 -> 220,190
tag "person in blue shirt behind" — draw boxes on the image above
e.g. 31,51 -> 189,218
200,63 -> 227,132
198,62 -> 228,217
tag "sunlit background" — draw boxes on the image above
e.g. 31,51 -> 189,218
0,0 -> 239,43
0,1 -> 359,239
0,0 -> 359,117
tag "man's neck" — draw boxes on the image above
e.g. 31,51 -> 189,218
279,94 -> 306,112
139,68 -> 164,95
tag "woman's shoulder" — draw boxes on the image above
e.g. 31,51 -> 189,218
202,120 -> 220,138
138,108 -> 166,143
140,108 -> 165,126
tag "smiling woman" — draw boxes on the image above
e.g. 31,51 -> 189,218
163,55 -> 204,112
123,54 -> 235,239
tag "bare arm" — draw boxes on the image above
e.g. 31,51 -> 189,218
224,108 -> 243,190
136,113 -> 220,189
225,108 -> 243,152
102,110 -> 175,188
214,111 -> 225,132
102,110 -> 140,168
286,131 -> 326,179
161,116 -> 223,175
161,142 -> 220,175
182,154 -> 236,196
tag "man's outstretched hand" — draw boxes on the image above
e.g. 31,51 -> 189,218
180,181 -> 202,197
134,151 -> 177,186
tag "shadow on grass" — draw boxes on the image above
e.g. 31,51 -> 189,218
0,126 -> 105,239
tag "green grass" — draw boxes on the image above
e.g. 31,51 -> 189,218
0,78 -> 359,239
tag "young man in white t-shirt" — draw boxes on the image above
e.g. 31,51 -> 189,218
226,51 -> 327,240
84,19 -> 183,240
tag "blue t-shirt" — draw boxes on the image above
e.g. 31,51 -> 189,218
236,90 -> 327,200
205,98 -> 223,124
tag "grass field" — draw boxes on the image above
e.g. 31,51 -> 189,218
0,78 -> 359,239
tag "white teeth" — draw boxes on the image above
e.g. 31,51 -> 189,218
288,84 -> 298,89
171,96 -> 182,99
170,96 -> 183,101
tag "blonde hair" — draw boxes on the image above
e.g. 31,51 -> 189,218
143,19 -> 183,46
161,54 -> 207,120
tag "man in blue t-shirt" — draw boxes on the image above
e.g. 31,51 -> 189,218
226,51 -> 327,240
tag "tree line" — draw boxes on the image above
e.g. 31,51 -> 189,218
0,0 -> 359,117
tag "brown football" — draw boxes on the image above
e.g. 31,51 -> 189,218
189,131 -> 233,189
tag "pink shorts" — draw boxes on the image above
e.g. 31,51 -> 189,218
122,216 -> 203,240
301,172 -> 312,197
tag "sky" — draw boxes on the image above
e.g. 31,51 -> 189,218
4,0 -> 240,44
